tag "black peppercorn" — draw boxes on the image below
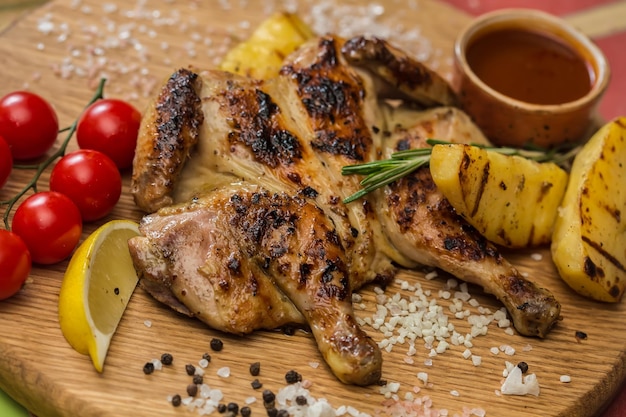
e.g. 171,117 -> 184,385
193,374 -> 204,385
185,363 -> 196,376
161,353 -> 173,365
249,361 -> 261,376
284,370 -> 302,384
266,408 -> 278,417
171,394 -> 182,407
210,338 -> 224,351
227,402 -> 239,415
575,330 -> 588,341
295,395 -> 307,406
276,410 -> 289,417
251,379 -> 263,389
143,362 -> 155,375
262,389 -> 275,405
217,403 -> 227,413
241,406 -> 252,417
187,383 -> 198,397
517,361 -> 529,373
202,352 -> 212,362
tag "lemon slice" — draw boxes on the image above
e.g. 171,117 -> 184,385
58,219 -> 140,372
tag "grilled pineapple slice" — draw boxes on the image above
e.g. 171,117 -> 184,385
219,12 -> 314,80
551,117 -> 626,302
430,144 -> 569,248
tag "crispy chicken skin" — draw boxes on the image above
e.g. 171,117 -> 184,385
130,35 -> 562,384
341,36 -> 457,107
130,68 -> 204,213
129,184 -> 382,385
375,107 -> 561,337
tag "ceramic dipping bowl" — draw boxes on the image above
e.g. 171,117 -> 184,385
452,9 -> 610,148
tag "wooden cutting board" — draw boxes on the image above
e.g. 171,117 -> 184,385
1,1 -> 624,416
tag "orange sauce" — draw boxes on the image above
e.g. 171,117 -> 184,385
466,28 -> 594,105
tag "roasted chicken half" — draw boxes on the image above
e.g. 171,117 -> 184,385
129,35 -> 561,385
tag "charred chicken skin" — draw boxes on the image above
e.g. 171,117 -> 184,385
129,35 -> 561,385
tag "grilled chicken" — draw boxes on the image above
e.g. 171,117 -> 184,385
375,106 -> 561,337
130,184 -> 381,385
129,35 -> 561,385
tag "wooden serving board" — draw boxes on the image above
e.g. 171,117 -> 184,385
0,1 -> 624,416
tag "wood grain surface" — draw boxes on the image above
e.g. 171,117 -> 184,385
0,1 -> 625,416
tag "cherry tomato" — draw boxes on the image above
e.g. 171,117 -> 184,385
0,135 -> 12,188
76,98 -> 141,170
12,191 -> 82,265
50,149 -> 122,222
0,229 -> 31,300
0,91 -> 59,160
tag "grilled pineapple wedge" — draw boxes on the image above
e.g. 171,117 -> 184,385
430,144 -> 569,248
219,12 -> 314,80
551,117 -> 626,302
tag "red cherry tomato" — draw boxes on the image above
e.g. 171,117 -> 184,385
0,91 -> 59,160
0,229 -> 31,300
50,149 -> 122,222
0,135 -> 12,188
12,191 -> 82,265
76,98 -> 141,170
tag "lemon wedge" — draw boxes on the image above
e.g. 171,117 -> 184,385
58,219 -> 140,372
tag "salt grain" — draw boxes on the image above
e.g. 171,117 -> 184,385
560,375 -> 572,383
216,367 -> 230,378
471,355 -> 482,367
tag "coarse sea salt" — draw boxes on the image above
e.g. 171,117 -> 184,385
500,364 -> 540,396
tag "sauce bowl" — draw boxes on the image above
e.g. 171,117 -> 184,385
452,9 -> 610,148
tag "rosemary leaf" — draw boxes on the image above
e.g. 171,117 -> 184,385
341,139 -> 578,204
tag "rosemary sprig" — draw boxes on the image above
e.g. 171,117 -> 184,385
341,139 -> 579,204
1,78 -> 107,229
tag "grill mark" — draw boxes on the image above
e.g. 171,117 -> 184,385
282,36 -> 372,162
468,154 -> 489,218
222,85 -> 303,168
582,235 -> 626,273
154,68 -> 204,159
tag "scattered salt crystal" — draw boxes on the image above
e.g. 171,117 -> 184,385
216,367 -> 230,378
309,361 -> 320,369
308,401 -> 335,417
530,253 -> 543,261
497,318 -> 511,328
462,349 -> 472,359
500,365 -> 540,396
150,359 -> 162,371
245,396 -> 256,404
424,270 -> 438,280
417,372 -> 428,384
143,320 -> 152,328
450,390 -> 460,397
500,344 -> 516,355
471,355 -> 482,366
198,358 -> 209,368
490,347 -> 500,355
560,375 -> 572,383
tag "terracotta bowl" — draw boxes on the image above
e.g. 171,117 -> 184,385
452,9 -> 610,148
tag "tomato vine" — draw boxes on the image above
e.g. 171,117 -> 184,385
1,78 -> 107,230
